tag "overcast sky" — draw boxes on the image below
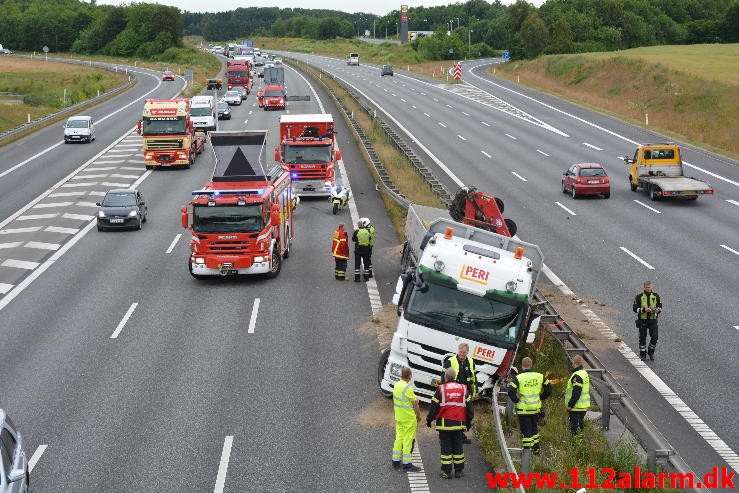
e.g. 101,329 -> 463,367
96,0 -> 544,17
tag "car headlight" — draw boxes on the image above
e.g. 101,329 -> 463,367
195,257 -> 205,264
254,256 -> 264,263
390,363 -> 403,377
98,211 -> 106,218
128,210 -> 138,217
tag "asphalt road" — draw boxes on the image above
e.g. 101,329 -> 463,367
276,52 -> 739,485
0,58 -> 496,491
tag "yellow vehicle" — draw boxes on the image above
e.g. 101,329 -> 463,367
137,99 -> 204,170
623,143 -> 714,201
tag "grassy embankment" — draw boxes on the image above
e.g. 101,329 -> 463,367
495,44 -> 739,158
0,57 -> 127,133
255,37 -> 462,83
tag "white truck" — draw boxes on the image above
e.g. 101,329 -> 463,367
379,204 -> 544,401
190,95 -> 218,133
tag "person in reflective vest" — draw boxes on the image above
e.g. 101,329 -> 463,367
442,343 -> 477,444
507,357 -> 552,453
331,223 -> 349,280
632,281 -> 663,361
426,367 -> 474,479
392,367 -> 421,472
257,89 -> 264,107
352,217 -> 376,282
565,355 -> 590,436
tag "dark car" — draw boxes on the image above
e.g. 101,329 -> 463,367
381,64 -> 394,76
0,409 -> 29,493
97,189 -> 147,231
562,163 -> 610,199
217,101 -> 231,120
162,70 -> 175,81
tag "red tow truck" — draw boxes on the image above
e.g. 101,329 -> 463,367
226,59 -> 252,94
275,114 -> 341,196
181,130 -> 294,279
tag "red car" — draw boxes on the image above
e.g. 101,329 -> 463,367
162,70 -> 175,81
562,163 -> 610,198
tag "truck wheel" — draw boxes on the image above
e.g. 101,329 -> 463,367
282,229 -> 291,259
265,248 -> 282,279
649,185 -> 660,201
504,218 -> 517,236
145,165 -> 153,170
630,178 -> 637,192
495,197 -> 505,213
378,348 -> 393,398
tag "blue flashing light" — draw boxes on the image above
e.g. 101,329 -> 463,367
291,173 -> 298,178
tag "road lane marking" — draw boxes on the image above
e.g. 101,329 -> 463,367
2,259 -> 39,269
433,98 -> 439,102
62,213 -> 94,221
25,241 -> 61,251
17,213 -> 59,221
457,134 -> 466,141
481,151 -> 492,158
633,200 -> 662,213
407,441 -> 430,492
727,200 -> 739,207
582,142 -> 603,150
720,244 -> 739,256
166,234 -> 182,254
462,111 -> 470,116
45,226 -> 79,234
110,302 -> 138,339
481,121 -> 490,126
411,105 -> 416,109
536,149 -> 550,157
735,326 -> 739,331
0,283 -> 13,294
247,298 -> 260,334
400,98 -> 406,103
28,445 -> 47,472
505,133 -> 517,140
0,227 -> 41,234
214,436 -> 234,493
554,202 -> 576,216
619,247 -> 654,269
438,122 -> 446,128
423,113 -> 430,117
445,104 -> 452,108
683,161 -> 739,187
512,172 -> 527,182
0,242 -> 23,249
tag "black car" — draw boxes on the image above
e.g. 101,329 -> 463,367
217,101 -> 232,120
97,189 -> 147,231
381,64 -> 394,76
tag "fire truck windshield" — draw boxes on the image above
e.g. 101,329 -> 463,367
142,117 -> 187,135
192,204 -> 264,233
264,90 -> 284,97
284,144 -> 331,164
404,277 -> 524,347
228,71 -> 249,77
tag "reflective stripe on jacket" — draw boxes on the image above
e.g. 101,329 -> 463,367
331,228 -> 349,259
393,380 -> 416,422
565,369 -> 590,411
446,356 -> 477,396
639,293 -> 658,320
513,372 -> 544,414
434,382 -> 468,430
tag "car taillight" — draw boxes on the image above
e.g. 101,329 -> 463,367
604,176 -> 609,183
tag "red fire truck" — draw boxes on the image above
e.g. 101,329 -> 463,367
226,59 -> 252,94
181,130 -> 294,279
275,114 -> 341,196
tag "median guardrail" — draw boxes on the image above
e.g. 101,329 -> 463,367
287,54 -> 709,493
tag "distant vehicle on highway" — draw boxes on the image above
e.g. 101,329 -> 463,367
231,85 -> 247,100
222,91 -> 242,106
562,163 -> 610,199
0,409 -> 30,492
162,70 -> 175,81
347,53 -> 359,66
217,101 -> 231,120
0,48 -> 12,55
381,64 -> 394,76
97,189 -> 147,231
63,115 -> 95,143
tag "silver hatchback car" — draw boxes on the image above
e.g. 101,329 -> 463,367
0,410 -> 28,493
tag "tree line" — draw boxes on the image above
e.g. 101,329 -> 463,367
0,0 -> 183,59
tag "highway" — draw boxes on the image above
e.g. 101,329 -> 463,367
277,52 -> 739,485
0,59 -> 494,491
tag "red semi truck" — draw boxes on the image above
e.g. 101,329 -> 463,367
275,114 -> 341,196
226,59 -> 252,94
181,130 -> 294,279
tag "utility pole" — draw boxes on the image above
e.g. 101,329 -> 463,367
373,19 -> 376,39
468,29 -> 473,58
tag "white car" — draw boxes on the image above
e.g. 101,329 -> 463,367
222,91 -> 242,106
63,115 -> 95,143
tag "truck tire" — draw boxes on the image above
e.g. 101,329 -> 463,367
649,185 -> 660,201
265,248 -> 282,279
378,348 -> 393,398
282,229 -> 291,259
495,197 -> 505,213
630,178 -> 637,192
504,218 -> 517,236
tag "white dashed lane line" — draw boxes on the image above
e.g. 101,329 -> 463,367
438,122 -> 446,128
110,302 -> 138,339
511,172 -> 527,182
619,247 -> 654,269
481,121 -> 490,126
481,151 -> 492,158
214,436 -> 234,493
247,298 -> 260,334
554,201 -> 576,216
727,200 -> 739,207
720,244 -> 739,256
28,444 -> 47,472
505,133 -> 517,140
461,111 -> 470,116
536,149 -> 550,157
400,98 -> 406,103
457,134 -> 466,141
423,113 -> 430,118
633,200 -> 661,214
582,142 -> 603,151
165,234 -> 182,254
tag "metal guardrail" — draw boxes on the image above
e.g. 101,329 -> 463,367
286,54 -> 707,493
0,55 -> 137,144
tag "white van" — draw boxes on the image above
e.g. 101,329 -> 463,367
63,115 -> 95,143
347,53 -> 359,66
190,95 -> 217,132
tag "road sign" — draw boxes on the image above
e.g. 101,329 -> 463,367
453,62 -> 462,81
502,50 -> 510,61
42,46 -> 49,53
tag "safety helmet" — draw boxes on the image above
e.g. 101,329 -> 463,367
360,217 -> 370,227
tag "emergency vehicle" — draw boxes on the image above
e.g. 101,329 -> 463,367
181,130 -> 294,279
138,99 -> 205,169
379,204 -> 544,402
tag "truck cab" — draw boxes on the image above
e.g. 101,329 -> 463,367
347,53 -> 359,66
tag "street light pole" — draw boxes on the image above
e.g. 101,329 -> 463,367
374,19 -> 376,39
468,29 -> 473,58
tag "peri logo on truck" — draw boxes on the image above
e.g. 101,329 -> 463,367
460,265 -> 490,285
150,109 -> 179,116
472,345 -> 495,363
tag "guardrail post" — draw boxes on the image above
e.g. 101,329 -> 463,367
602,391 -> 611,431
520,448 -> 531,474
647,449 -> 657,473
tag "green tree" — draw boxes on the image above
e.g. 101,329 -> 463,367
520,12 -> 548,58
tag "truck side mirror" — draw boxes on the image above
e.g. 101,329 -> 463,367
180,206 -> 189,229
136,120 -> 142,135
274,146 -> 280,162
335,150 -> 342,161
525,315 -> 542,343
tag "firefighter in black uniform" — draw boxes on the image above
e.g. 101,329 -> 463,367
633,281 -> 663,361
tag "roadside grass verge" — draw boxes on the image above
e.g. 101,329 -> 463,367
289,59 -> 446,238
0,57 -> 127,133
495,46 -> 739,157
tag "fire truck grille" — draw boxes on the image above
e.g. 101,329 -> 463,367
207,241 -> 252,252
294,171 -> 326,180
146,139 -> 183,150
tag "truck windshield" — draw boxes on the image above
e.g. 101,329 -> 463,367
142,117 -> 186,135
190,107 -> 213,117
284,144 -> 331,164
228,71 -> 249,77
265,90 -> 284,97
405,278 -> 525,347
192,205 -> 263,233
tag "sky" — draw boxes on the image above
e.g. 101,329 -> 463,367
96,0 -> 544,17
